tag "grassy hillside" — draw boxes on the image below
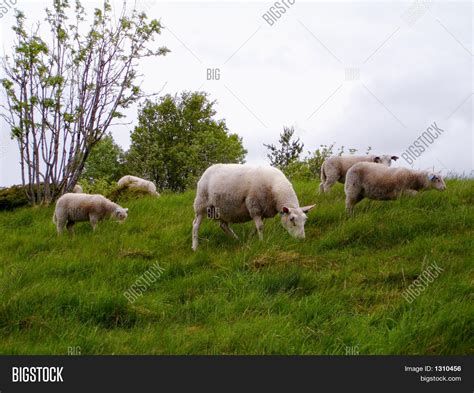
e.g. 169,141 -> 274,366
0,179 -> 472,355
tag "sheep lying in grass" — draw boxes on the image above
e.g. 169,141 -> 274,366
320,155 -> 399,193
53,193 -> 128,234
117,175 -> 159,196
73,185 -> 83,193
192,164 -> 316,251
344,162 -> 446,214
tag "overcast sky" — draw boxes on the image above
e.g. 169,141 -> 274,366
0,0 -> 472,186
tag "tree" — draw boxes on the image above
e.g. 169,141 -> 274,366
127,92 -> 247,191
263,128 -> 372,180
81,133 -> 124,183
0,1 -> 169,204
264,126 -> 304,170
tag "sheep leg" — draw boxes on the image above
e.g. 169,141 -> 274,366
56,217 -> 67,235
219,221 -> 239,240
253,216 -> 264,240
322,175 -> 338,193
249,227 -> 256,235
404,189 -> 418,197
89,215 -> 99,231
345,195 -> 360,215
66,221 -> 75,235
192,213 -> 203,251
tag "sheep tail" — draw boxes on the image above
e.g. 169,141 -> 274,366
319,163 -> 326,193
320,162 -> 326,183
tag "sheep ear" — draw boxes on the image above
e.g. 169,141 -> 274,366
373,156 -> 381,163
301,204 -> 316,213
391,156 -> 399,161
281,206 -> 290,215
124,208 -> 129,212
428,174 -> 437,181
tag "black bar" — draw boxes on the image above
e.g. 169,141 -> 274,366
0,356 -> 472,392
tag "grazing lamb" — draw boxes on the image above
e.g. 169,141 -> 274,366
117,175 -> 159,196
319,155 -> 399,193
73,184 -> 83,193
53,193 -> 128,234
344,162 -> 446,214
192,164 -> 316,251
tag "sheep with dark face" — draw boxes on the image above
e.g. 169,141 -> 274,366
344,162 -> 446,214
192,164 -> 315,251
319,155 -> 399,193
53,193 -> 128,234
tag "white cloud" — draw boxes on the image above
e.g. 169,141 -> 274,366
1,0 -> 472,186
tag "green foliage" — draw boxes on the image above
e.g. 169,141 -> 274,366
264,126 -> 304,170
263,130 -> 373,180
273,142 -> 372,181
79,178 -> 117,197
108,187 -> 156,203
282,160 -> 314,181
0,183 -> 58,211
1,1 -> 169,204
127,92 -> 247,192
0,186 -> 29,211
0,179 -> 472,354
78,181 -> 153,203
81,134 -> 125,183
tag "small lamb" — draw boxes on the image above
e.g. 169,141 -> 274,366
53,193 -> 128,234
192,164 -> 315,251
320,155 -> 399,193
117,175 -> 159,196
344,162 -> 446,214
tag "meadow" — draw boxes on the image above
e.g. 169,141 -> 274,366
0,179 -> 472,355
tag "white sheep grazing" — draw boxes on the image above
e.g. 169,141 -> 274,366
344,162 -> 446,214
319,154 -> 399,193
53,193 -> 128,234
73,185 -> 83,193
192,164 -> 316,251
117,175 -> 159,196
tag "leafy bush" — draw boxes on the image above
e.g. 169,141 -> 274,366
80,179 -> 118,198
127,91 -> 247,192
0,185 -> 30,211
283,161 -> 314,181
263,126 -> 303,169
79,179 -> 155,202
81,134 -> 125,183
266,138 -> 372,181
0,183 -> 60,210
108,187 -> 155,203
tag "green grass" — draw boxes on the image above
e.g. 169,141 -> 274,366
0,179 -> 473,355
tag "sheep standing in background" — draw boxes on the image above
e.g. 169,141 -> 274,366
73,185 -> 83,193
319,155 -> 399,193
192,164 -> 316,251
53,193 -> 128,234
344,162 -> 446,214
117,175 -> 159,196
